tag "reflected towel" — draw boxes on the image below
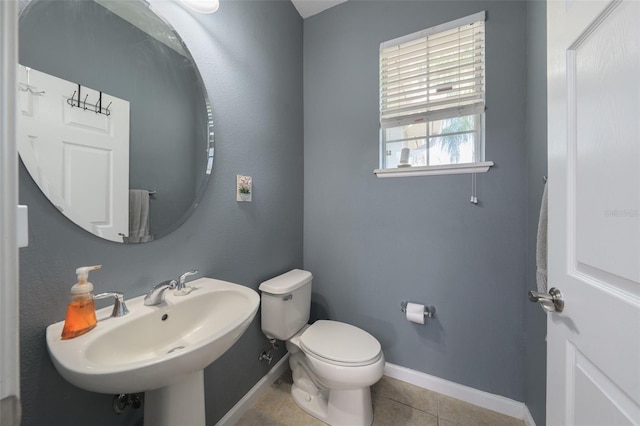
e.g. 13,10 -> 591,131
126,189 -> 152,243
536,182 -> 548,293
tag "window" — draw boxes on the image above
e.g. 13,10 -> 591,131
377,12 -> 492,177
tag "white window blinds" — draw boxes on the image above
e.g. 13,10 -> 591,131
380,11 -> 486,128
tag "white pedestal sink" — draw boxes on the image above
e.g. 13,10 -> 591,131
46,277 -> 260,425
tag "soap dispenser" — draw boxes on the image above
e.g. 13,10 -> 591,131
61,265 -> 101,340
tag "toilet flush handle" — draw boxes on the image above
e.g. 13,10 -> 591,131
282,294 -> 293,301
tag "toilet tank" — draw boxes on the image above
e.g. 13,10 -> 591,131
258,269 -> 312,340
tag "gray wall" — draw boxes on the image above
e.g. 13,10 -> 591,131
303,1 -> 528,401
18,1 -> 302,425
524,0 -> 548,424
19,0 -> 207,238
18,1 -> 549,424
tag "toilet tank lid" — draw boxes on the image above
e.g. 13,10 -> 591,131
259,269 -> 312,294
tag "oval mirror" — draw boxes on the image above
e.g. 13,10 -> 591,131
18,0 -> 213,243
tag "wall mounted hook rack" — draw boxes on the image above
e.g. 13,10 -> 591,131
67,84 -> 112,116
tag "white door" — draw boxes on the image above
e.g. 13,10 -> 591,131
17,65 -> 130,242
1,1 -> 21,423
546,0 -> 640,424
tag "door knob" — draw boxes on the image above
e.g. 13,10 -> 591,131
528,287 -> 564,313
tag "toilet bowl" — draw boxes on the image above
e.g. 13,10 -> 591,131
259,270 -> 384,426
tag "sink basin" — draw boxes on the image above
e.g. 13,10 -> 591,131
46,277 -> 259,424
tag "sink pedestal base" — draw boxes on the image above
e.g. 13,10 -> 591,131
144,370 -> 206,426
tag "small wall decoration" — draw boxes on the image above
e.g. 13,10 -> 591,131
236,175 -> 252,202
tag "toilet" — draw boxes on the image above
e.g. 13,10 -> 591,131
259,269 -> 384,426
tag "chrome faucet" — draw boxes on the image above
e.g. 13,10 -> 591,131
144,270 -> 199,306
144,279 -> 178,306
94,292 -> 129,317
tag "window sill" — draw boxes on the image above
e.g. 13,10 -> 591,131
374,161 -> 494,178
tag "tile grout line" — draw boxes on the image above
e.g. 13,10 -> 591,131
384,396 -> 437,418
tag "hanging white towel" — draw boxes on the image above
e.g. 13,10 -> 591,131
536,182 -> 548,293
126,189 -> 152,243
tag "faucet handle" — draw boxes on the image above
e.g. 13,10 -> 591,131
178,270 -> 198,289
94,292 -> 129,317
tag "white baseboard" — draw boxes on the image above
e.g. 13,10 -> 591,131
384,363 -> 534,424
216,357 -> 537,426
215,353 -> 290,426
523,404 -> 537,426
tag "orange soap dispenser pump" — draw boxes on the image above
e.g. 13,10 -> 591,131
61,265 -> 101,340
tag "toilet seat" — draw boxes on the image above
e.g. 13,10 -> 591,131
300,320 -> 381,367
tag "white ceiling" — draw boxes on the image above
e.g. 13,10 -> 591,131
290,0 -> 349,18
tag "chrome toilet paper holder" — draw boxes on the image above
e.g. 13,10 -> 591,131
401,301 -> 436,318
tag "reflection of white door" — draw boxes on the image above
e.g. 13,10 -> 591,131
547,0 -> 640,424
17,65 -> 130,242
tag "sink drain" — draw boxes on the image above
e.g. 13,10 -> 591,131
167,346 -> 185,354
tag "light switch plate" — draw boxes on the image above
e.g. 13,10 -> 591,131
17,205 -> 28,248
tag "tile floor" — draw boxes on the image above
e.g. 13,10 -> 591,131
235,370 -> 525,426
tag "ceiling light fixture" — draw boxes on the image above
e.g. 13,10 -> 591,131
181,0 -> 219,14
